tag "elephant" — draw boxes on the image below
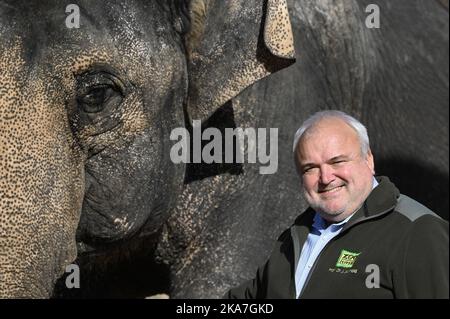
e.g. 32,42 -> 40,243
50,0 -> 448,299
0,0 -> 295,297
152,0 -> 448,298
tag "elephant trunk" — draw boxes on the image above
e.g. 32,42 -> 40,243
0,43 -> 85,298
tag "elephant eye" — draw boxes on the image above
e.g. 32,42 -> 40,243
76,71 -> 125,115
79,85 -> 118,113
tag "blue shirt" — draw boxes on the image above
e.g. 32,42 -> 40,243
294,177 -> 379,298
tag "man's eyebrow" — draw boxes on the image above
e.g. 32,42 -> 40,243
299,161 -> 320,171
327,155 -> 349,162
301,162 -> 314,167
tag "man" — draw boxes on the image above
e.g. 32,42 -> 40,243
226,110 -> 449,299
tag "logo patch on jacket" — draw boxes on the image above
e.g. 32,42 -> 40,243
335,250 -> 361,268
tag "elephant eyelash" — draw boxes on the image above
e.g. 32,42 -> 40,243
75,67 -> 127,93
77,75 -> 124,96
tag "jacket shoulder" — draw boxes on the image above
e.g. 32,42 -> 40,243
394,194 -> 442,222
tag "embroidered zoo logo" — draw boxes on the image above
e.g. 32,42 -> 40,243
335,250 -> 361,268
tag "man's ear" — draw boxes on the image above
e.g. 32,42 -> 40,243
184,0 -> 296,122
366,149 -> 375,175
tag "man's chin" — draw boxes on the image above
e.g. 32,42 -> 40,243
314,206 -> 347,221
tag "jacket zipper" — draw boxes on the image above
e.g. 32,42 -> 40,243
297,235 -> 334,298
295,205 -> 396,298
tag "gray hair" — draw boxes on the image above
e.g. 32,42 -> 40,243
292,110 -> 370,156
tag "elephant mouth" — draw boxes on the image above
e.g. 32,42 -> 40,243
76,170 -> 167,253
76,171 -> 137,247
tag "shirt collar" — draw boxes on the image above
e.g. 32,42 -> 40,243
312,211 -> 354,233
372,176 -> 379,189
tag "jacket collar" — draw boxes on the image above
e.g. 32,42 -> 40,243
342,176 -> 400,231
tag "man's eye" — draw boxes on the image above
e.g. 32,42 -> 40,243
303,167 -> 316,174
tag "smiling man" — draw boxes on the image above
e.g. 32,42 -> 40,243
294,114 -> 376,224
226,110 -> 449,299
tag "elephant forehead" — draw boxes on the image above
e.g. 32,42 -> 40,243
0,40 -> 57,136
0,0 -> 181,80
0,40 -> 24,114
0,39 -> 81,169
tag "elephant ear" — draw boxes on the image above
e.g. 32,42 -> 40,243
185,0 -> 295,121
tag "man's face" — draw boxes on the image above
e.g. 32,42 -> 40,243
295,118 -> 375,222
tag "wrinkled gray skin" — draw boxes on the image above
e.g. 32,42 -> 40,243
156,0 -> 449,298
0,0 -> 294,297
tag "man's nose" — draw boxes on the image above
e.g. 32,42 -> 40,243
319,165 -> 335,185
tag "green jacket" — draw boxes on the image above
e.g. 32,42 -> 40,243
226,176 -> 449,299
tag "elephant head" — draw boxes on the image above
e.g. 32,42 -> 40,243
0,0 -> 294,297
